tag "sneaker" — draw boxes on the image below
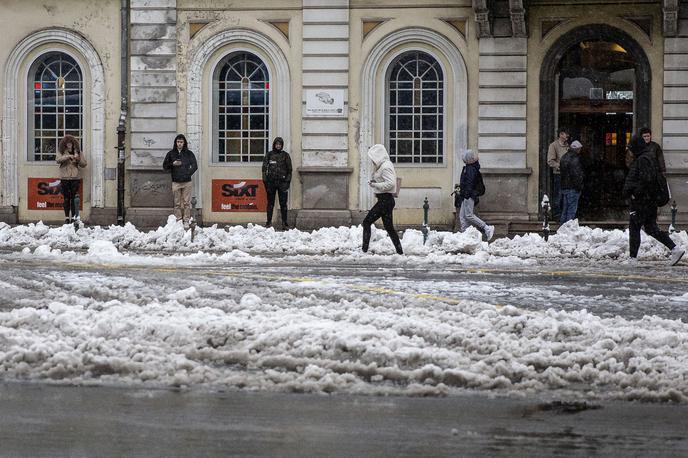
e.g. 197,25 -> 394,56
484,225 -> 495,242
64,218 -> 71,224
265,221 -> 272,228
670,247 -> 685,266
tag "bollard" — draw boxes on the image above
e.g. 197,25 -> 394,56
421,197 -> 430,245
73,194 -> 81,231
190,196 -> 197,242
541,194 -> 550,242
669,200 -> 678,233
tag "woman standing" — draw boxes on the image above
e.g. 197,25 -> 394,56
262,137 -> 292,229
362,144 -> 403,255
56,135 -> 87,224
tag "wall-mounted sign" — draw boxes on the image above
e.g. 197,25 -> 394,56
27,178 -> 83,211
211,179 -> 267,212
305,89 -> 345,117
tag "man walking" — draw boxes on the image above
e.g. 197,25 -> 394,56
559,140 -> 585,224
623,138 -> 684,265
547,128 -> 569,218
163,134 -> 198,229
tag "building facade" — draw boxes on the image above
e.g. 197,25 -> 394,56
1,0 -> 686,229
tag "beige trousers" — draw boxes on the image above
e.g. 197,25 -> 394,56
172,181 -> 193,223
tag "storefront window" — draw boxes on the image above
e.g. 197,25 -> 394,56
386,51 -> 444,164
28,52 -> 83,162
214,52 -> 270,163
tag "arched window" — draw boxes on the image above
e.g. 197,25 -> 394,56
386,51 -> 444,164
213,52 -> 270,163
28,52 -> 83,162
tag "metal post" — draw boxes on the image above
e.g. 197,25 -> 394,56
190,196 -> 197,241
669,200 -> 678,233
117,0 -> 129,226
117,110 -> 126,226
541,194 -> 551,242
421,197 -> 430,244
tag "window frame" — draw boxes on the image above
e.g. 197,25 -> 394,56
211,50 -> 271,165
384,49 -> 446,167
27,51 -> 84,163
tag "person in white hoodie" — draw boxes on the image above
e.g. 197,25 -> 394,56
362,144 -> 403,255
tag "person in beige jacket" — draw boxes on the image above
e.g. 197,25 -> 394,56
56,135 -> 87,223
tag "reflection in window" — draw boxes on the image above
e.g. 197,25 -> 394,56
29,52 -> 83,162
386,51 -> 443,164
214,52 -> 270,163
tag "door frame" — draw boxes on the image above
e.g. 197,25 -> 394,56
539,25 -> 652,214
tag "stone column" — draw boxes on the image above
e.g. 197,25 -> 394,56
477,38 -> 530,219
127,0 -> 178,226
663,5 -> 688,221
296,0 -> 353,229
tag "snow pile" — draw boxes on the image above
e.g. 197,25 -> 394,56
1,272 -> 687,402
0,217 -> 685,262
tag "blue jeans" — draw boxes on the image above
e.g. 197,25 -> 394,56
560,189 -> 581,224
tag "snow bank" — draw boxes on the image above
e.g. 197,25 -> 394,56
1,276 -> 687,402
0,218 -> 685,263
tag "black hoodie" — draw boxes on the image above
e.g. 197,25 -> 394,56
262,137 -> 292,183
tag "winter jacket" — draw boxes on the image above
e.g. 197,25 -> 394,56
367,144 -> 397,195
547,140 -> 569,174
623,148 -> 660,210
56,151 -> 87,179
163,148 -> 198,183
560,150 -> 585,191
262,144 -> 292,184
459,150 -> 481,201
625,135 -> 666,173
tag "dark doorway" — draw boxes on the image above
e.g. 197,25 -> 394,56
540,26 -> 651,222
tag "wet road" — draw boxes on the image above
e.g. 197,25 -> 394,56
1,255 -> 686,321
1,382 -> 687,457
1,255 -> 687,455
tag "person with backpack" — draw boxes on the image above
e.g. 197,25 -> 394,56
622,137 -> 684,265
559,140 -> 585,224
163,134 -> 198,229
362,144 -> 403,255
459,149 -> 494,241
262,137 -> 292,229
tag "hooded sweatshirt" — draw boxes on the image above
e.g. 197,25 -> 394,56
459,150 -> 481,200
262,137 -> 292,183
368,144 -> 397,195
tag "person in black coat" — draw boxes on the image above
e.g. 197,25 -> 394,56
162,134 -> 198,228
559,140 -> 585,224
458,150 -> 494,241
622,142 -> 684,265
262,137 -> 292,229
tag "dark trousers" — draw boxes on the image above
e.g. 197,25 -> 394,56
362,193 -> 403,254
552,174 -> 561,217
60,179 -> 80,219
265,181 -> 289,225
629,206 -> 675,258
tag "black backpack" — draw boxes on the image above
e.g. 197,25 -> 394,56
475,170 -> 486,196
640,155 -> 670,207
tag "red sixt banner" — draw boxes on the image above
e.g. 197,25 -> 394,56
211,179 -> 267,212
27,178 -> 83,211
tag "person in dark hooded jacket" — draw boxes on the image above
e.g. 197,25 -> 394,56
262,137 -> 292,229
459,150 -> 494,241
623,141 -> 684,266
162,134 -> 198,228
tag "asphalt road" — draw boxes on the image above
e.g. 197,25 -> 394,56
1,382 -> 687,457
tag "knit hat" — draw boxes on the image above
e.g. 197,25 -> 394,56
462,149 -> 479,164
570,140 -> 583,150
